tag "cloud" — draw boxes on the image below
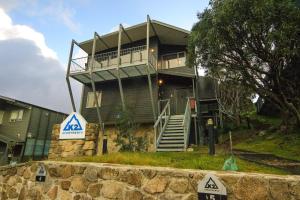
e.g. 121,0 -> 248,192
0,0 -> 80,32
0,8 -> 81,113
0,8 -> 57,59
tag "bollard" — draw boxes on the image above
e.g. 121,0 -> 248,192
207,118 -> 215,155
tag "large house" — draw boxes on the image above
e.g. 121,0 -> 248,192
66,16 -> 218,152
0,95 -> 66,164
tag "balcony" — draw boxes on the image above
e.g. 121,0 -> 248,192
69,45 -> 157,84
158,52 -> 186,70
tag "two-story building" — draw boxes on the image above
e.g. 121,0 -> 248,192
0,95 -> 66,165
66,16 -> 218,152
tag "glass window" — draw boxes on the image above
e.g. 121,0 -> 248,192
86,91 -> 102,108
0,110 -> 4,124
10,110 -> 24,122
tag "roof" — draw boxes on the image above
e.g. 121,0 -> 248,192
0,95 -> 67,116
79,20 -> 190,54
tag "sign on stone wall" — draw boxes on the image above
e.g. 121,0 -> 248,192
36,164 -> 46,182
198,174 -> 227,200
59,112 -> 87,139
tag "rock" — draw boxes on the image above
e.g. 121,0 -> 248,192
84,150 -> 94,156
100,168 -> 119,180
71,176 -> 88,193
169,178 -> 189,193
101,181 -> 124,199
82,141 -> 95,150
18,187 -> 27,200
7,187 -> 18,198
87,183 -> 102,198
7,167 -> 17,176
64,144 -> 74,152
269,179 -> 290,200
159,192 -> 185,200
120,171 -> 142,187
143,175 -> 169,194
23,168 -> 32,179
73,194 -> 92,200
7,176 -> 17,186
74,166 -> 86,174
60,165 -> 74,178
48,167 -> 60,177
234,176 -> 268,200
290,181 -> 300,199
124,190 -> 143,200
183,194 -> 197,200
59,189 -> 72,200
83,167 -> 98,182
47,186 -> 58,200
61,180 -> 71,190
17,166 -> 26,176
142,169 -> 156,179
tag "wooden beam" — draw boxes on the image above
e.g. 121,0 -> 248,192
95,32 -> 110,49
146,15 -> 157,122
121,24 -> 132,43
117,24 -> 126,110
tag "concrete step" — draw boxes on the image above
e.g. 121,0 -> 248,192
158,144 -> 185,148
162,133 -> 184,136
159,140 -> 184,144
162,136 -> 184,140
165,127 -> 183,130
156,148 -> 184,152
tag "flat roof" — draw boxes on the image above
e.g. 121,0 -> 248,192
0,95 -> 67,116
79,19 -> 190,54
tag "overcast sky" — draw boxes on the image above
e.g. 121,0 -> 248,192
0,0 -> 209,113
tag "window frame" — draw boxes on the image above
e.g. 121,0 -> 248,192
86,91 -> 102,108
9,109 -> 24,122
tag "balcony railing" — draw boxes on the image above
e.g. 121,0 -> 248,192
70,45 -> 155,73
158,51 -> 186,70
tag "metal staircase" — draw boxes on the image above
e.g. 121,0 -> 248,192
154,98 -> 192,152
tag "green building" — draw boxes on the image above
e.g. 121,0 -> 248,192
0,95 -> 66,165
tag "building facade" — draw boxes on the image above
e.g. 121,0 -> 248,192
0,95 -> 66,165
67,17 -> 218,152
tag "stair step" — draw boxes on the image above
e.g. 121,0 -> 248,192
158,144 -> 185,148
165,126 -> 183,129
162,136 -> 184,140
164,131 -> 184,134
159,140 -> 184,144
157,148 -> 184,152
163,133 -> 183,136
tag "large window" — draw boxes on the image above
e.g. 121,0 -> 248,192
0,111 -> 4,124
86,91 -> 102,108
9,110 -> 24,122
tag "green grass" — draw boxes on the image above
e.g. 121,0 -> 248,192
58,150 -> 287,175
234,131 -> 300,161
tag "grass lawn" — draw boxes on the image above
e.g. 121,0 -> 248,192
234,131 -> 300,161
59,149 -> 287,175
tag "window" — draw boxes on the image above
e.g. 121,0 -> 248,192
10,110 -> 24,122
86,91 -> 102,108
0,111 -> 4,124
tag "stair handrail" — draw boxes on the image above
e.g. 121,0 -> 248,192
154,99 -> 170,151
182,97 -> 192,150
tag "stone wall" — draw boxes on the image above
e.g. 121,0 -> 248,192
48,124 -> 99,159
99,125 -> 155,154
0,161 -> 299,200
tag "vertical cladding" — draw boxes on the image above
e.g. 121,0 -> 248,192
81,76 -> 157,124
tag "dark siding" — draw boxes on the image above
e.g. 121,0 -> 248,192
198,77 -> 217,100
81,76 -> 157,124
0,105 -> 31,141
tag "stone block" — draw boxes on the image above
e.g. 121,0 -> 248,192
101,180 -> 124,199
71,176 -> 88,193
169,177 -> 189,193
87,183 -> 102,198
143,175 -> 169,194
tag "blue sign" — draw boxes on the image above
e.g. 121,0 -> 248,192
59,112 -> 86,139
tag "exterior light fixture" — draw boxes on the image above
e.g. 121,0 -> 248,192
151,48 -> 155,52
158,79 -> 164,86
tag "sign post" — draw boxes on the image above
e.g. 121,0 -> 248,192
207,118 -> 215,155
59,112 -> 87,140
198,174 -> 227,200
36,164 -> 46,182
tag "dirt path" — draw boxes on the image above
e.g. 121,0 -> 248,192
233,149 -> 300,175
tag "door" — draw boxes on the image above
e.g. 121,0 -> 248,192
174,88 -> 193,114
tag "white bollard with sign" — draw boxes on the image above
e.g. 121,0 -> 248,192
198,174 -> 227,200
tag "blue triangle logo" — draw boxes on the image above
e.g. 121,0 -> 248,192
63,114 -> 83,131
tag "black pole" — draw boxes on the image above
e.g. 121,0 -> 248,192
207,118 -> 215,155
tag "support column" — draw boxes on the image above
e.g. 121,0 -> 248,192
146,15 -> 157,122
90,32 -> 105,155
117,25 -> 126,110
66,39 -> 77,112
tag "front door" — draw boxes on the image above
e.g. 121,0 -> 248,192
173,88 -> 193,114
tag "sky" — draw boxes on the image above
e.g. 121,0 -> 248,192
0,0 -> 209,113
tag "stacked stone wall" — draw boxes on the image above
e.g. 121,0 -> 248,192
0,161 -> 299,200
48,124 -> 99,159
